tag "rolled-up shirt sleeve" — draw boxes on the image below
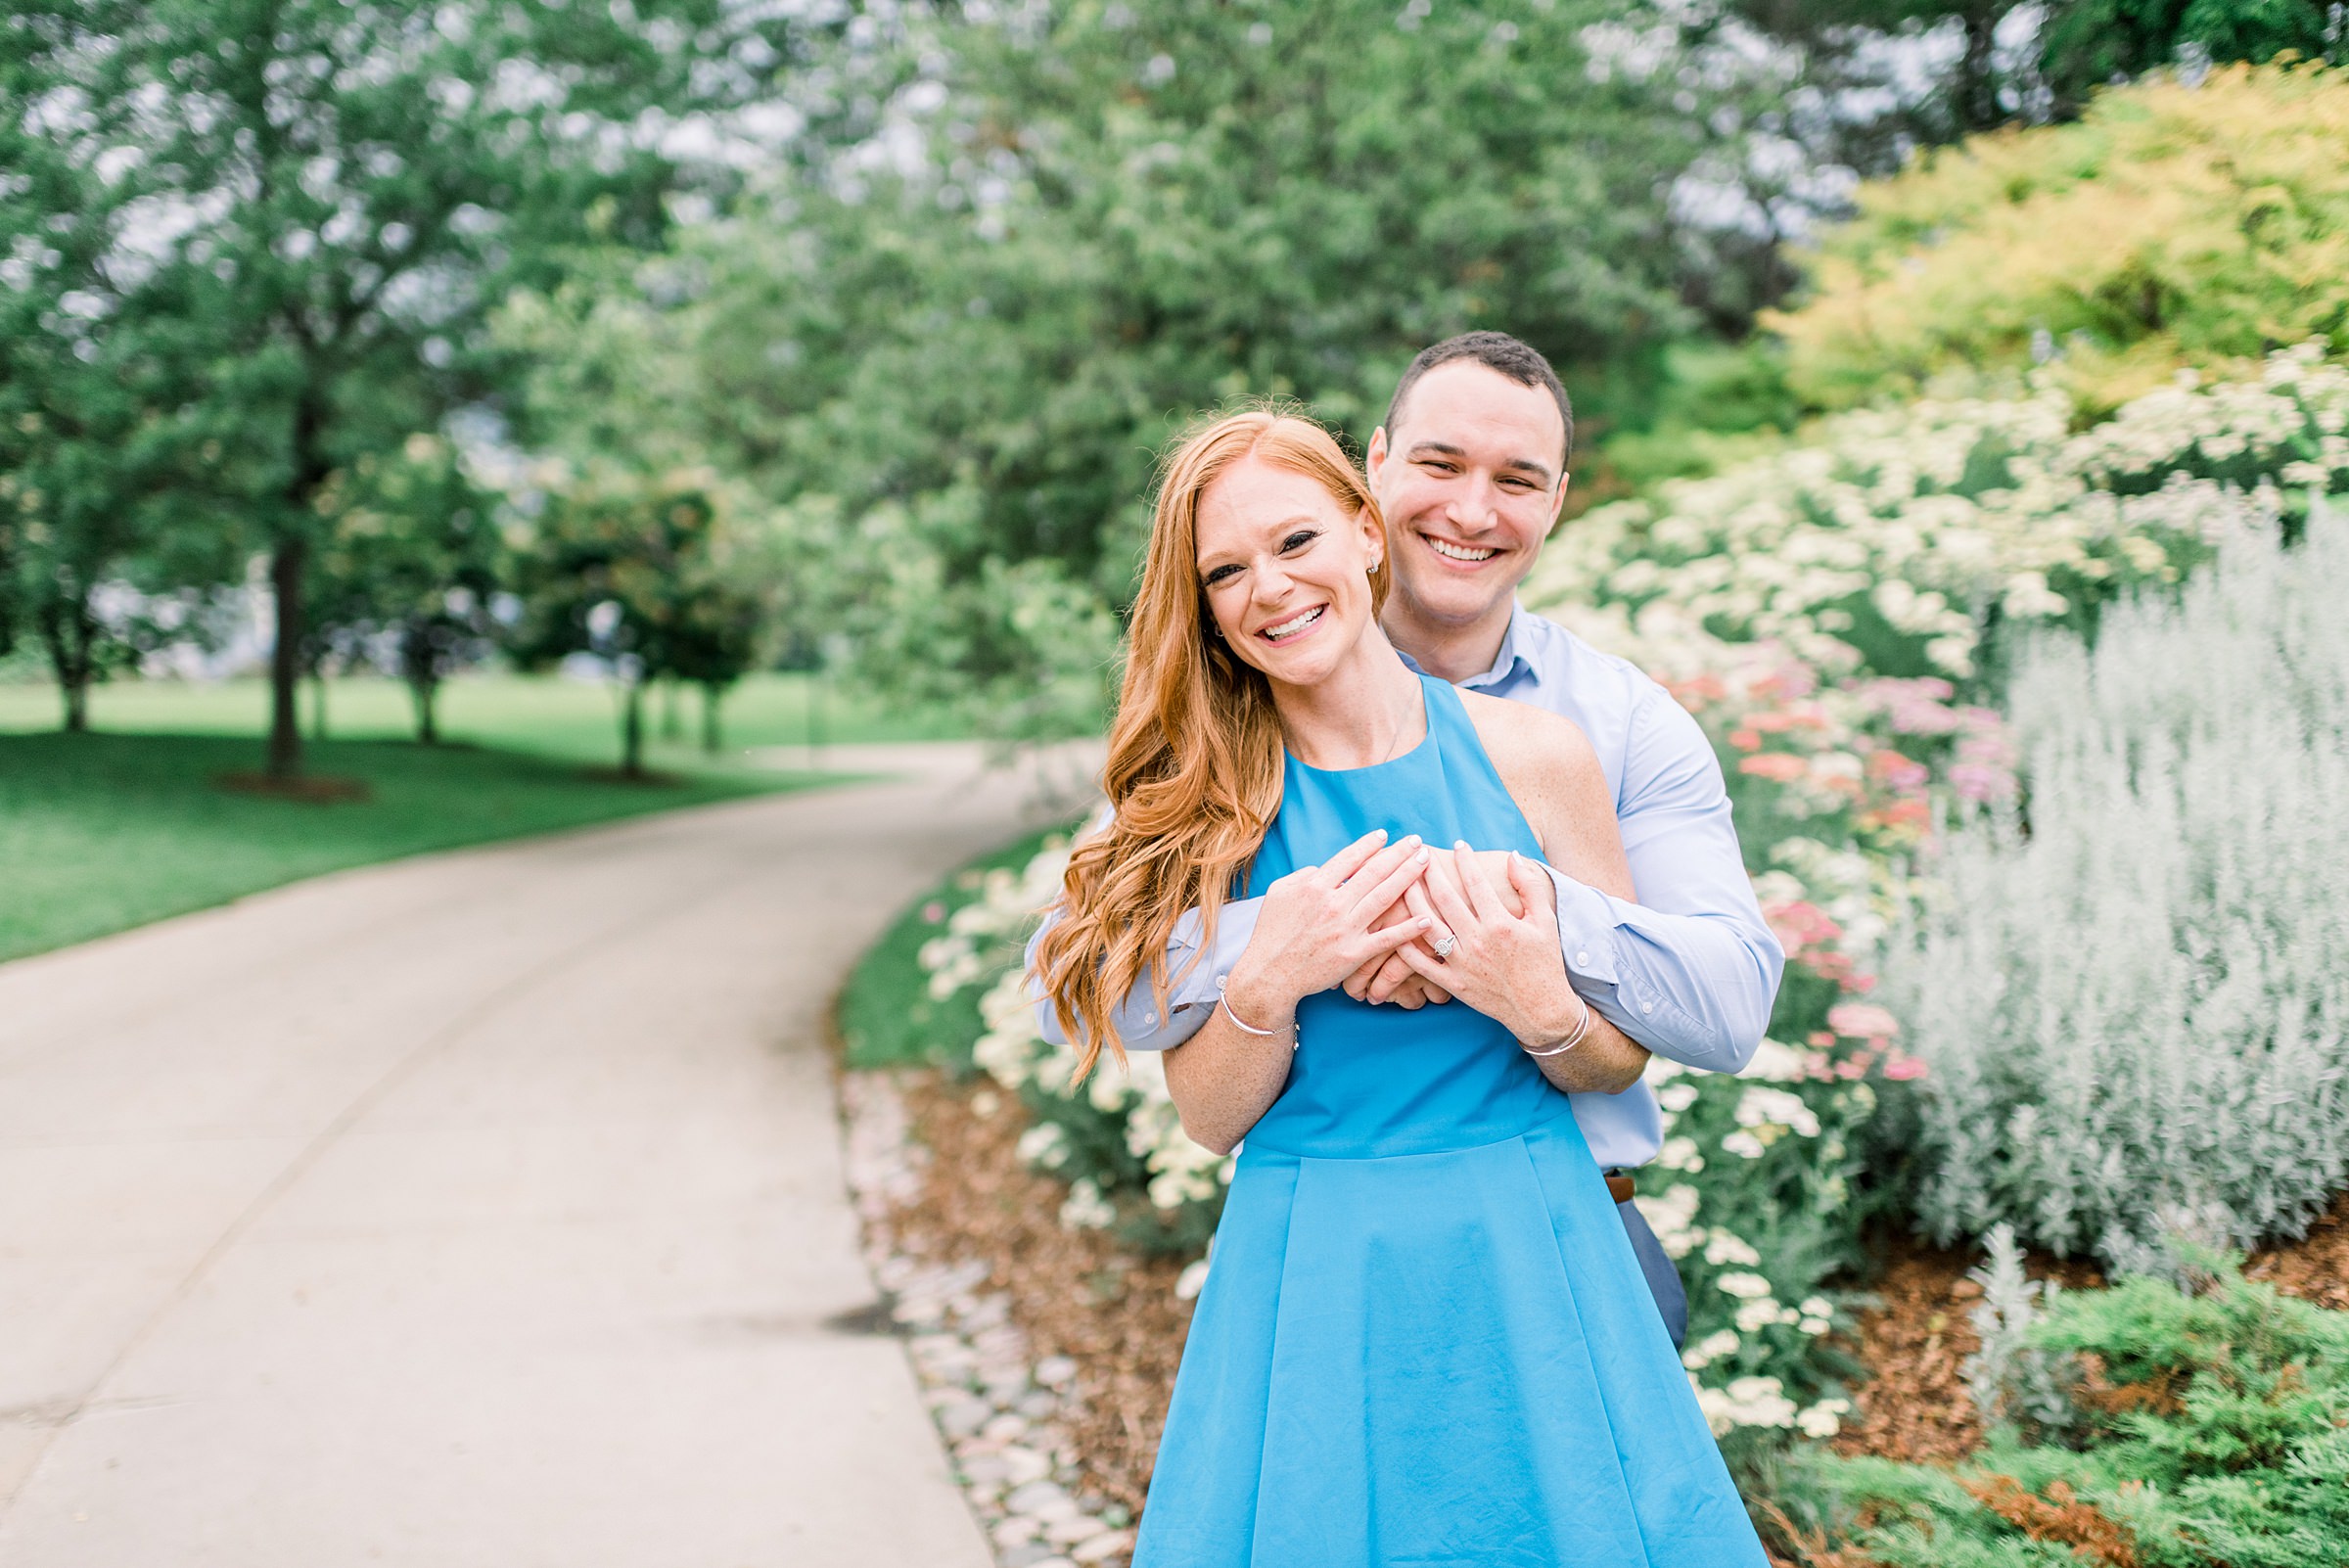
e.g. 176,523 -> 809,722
1541,686 -> 1782,1075
1025,880 -> 1265,1053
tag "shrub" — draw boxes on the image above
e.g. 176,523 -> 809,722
1526,345 -> 2349,688
1776,1250 -> 2349,1568
1766,63 -> 2349,414
1877,501 -> 2349,1267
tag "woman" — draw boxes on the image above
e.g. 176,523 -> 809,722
1032,411 -> 1766,1567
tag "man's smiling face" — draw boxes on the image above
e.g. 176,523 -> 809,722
1365,359 -> 1570,639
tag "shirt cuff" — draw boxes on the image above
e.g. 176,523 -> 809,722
1161,896 -> 1267,1019
1541,862 -> 1622,988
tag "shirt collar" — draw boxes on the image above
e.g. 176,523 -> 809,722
1396,601 -> 1539,691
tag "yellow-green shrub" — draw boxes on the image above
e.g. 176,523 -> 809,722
1769,62 -> 2349,415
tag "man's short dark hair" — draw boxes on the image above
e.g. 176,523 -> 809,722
1382,331 -> 1573,469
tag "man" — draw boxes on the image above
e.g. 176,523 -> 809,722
1033,331 -> 1782,1345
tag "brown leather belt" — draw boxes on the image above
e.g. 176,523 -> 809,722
1604,1169 -> 1635,1206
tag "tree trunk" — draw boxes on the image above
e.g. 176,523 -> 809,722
701,683 -> 722,755
39,580 -> 95,734
622,679 -> 645,777
267,537 -> 308,779
1958,5 -> 2004,133
411,677 -> 439,744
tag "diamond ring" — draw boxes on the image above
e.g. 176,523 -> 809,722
1431,933 -> 1457,960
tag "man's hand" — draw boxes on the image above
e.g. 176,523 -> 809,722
1342,849 -> 1523,1007
1390,844 -> 1584,1045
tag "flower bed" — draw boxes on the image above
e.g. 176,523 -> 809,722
894,347 -> 2349,1467
921,647 -> 2012,1453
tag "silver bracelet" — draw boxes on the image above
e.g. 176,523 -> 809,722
1521,992 -> 1594,1058
1216,977 -> 1292,1038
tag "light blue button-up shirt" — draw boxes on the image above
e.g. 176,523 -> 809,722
1028,604 -> 1784,1170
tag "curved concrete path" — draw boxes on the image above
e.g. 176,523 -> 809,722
0,747 -> 1078,1566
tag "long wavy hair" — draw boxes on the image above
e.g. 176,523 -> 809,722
1032,410 -> 1389,1079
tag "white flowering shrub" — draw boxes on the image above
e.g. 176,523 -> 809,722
966,953 -> 1235,1261
1525,346 -> 2349,685
1879,502 -> 2349,1267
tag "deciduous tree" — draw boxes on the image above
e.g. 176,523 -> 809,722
509,464 -> 778,776
1,0 -> 827,775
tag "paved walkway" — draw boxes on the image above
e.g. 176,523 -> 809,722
0,747 -> 1081,1566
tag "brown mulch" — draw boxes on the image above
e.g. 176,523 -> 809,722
1831,1189 -> 2349,1467
2246,1189 -> 2349,1310
890,1074 -> 1193,1519
215,770 -> 371,803
1829,1237 -> 2103,1466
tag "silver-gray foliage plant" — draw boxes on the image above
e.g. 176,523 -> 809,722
1884,497 -> 2349,1266
1960,1223 -> 2080,1442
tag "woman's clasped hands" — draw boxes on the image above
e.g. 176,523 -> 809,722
1221,830 -> 1577,1041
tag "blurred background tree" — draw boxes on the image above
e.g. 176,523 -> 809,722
507,0 -> 1867,737
508,465 -> 783,777
9,0 -> 2335,750
0,0 -> 836,778
307,434 -> 503,744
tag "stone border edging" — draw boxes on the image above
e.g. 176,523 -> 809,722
841,1073 -> 1136,1568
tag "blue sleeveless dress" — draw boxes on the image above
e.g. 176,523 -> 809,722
1132,674 -> 1767,1568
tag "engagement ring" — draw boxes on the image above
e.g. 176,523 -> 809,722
1431,933 -> 1457,960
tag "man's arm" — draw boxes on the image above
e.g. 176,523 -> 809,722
1539,685 -> 1783,1075
1023,803 -> 1267,1051
1025,896 -> 1263,1051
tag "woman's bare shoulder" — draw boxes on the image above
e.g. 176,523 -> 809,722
1457,688 -> 1604,794
1456,687 -> 1630,894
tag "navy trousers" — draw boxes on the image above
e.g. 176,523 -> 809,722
1614,1197 -> 1690,1349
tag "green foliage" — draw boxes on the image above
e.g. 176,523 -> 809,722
1778,1256 -> 2349,1567
308,436 -> 503,742
0,32 -> 227,729
2037,0 -> 2344,113
0,0 -> 831,774
836,822 -> 1076,1073
512,0 -> 1820,732
509,466 -> 785,775
1768,62 -> 2349,414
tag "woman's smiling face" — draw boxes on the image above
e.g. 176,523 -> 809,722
1194,455 -> 1384,689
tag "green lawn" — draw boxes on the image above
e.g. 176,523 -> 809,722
837,820 -> 1073,1072
0,669 -> 963,763
0,671 -> 969,964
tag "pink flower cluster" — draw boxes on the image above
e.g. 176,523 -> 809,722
1772,1004 -> 1929,1083
1762,898 -> 1865,992
1662,648 -> 1985,1091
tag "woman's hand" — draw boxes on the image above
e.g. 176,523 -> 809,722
1393,844 -> 1585,1046
1341,849 -> 1523,1008
1220,829 -> 1435,1030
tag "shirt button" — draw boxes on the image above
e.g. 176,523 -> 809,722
1641,1000 -> 1655,1014
1574,952 -> 1590,967
1142,1012 -> 1156,1026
